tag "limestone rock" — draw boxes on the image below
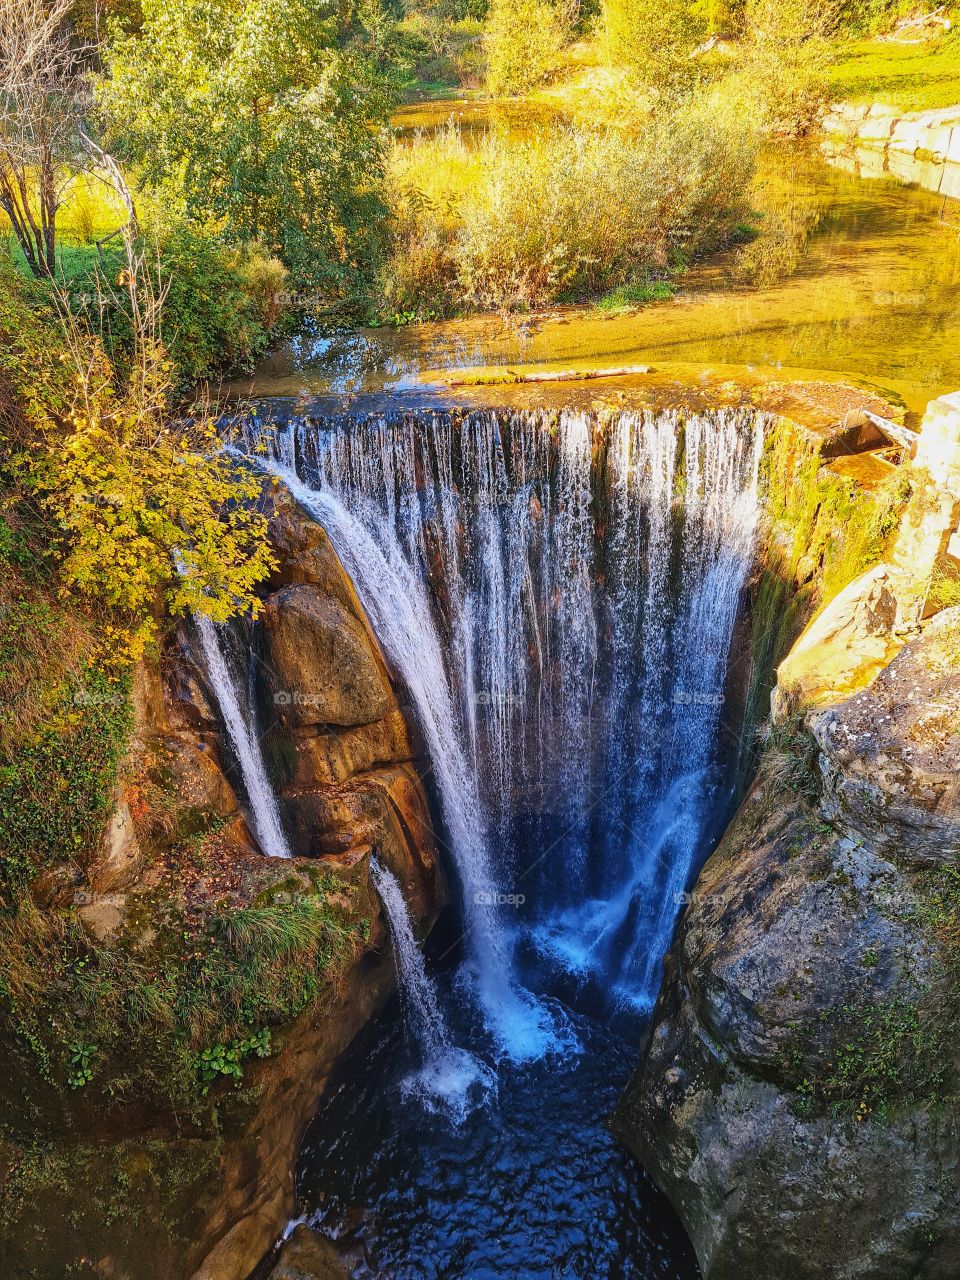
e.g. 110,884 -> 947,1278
772,564 -> 900,719
161,733 -> 242,819
813,609 -> 960,867
266,1226 -> 349,1280
260,586 -> 393,729
89,797 -> 144,894
284,711 -> 413,789
677,784 -> 933,1082
617,606 -> 960,1280
77,893 -> 127,941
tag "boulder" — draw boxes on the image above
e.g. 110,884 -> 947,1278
266,1226 -> 349,1280
772,564 -> 900,719
813,609 -> 960,867
616,603 -> 960,1280
89,797 -> 144,894
284,711 -> 413,790
614,768 -> 960,1280
260,586 -> 393,729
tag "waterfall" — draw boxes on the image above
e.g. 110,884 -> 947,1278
194,613 -> 293,861
371,858 -> 497,1118
370,859 -> 451,1062
234,406 -> 763,1016
249,459 -> 551,1059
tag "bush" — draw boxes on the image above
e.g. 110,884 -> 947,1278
602,0 -> 707,98
485,0 -> 573,96
743,0 -> 840,134
381,96 -> 757,314
69,224 -> 288,386
0,255 -> 276,658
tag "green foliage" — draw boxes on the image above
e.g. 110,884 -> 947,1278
68,224 -> 289,386
0,843 -> 366,1117
929,560 -> 960,612
760,417 -> 912,604
827,34 -> 960,112
798,997 -> 952,1119
602,0 -> 706,97
193,1028 -> 271,1091
66,1042 -> 98,1089
596,280 -> 677,310
0,663 -> 132,882
97,0 -> 400,295
485,0 -> 573,96
743,0 -> 840,133
381,98 -> 757,314
794,866 -> 960,1121
760,713 -> 823,804
836,0 -> 958,35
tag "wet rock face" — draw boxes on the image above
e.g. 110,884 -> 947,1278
66,485 -> 444,1280
260,586 -> 393,729
617,611 -> 960,1280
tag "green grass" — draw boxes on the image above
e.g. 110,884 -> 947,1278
827,36 -> 960,112
596,280 -> 676,312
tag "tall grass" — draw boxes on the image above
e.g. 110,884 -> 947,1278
380,94 -> 758,316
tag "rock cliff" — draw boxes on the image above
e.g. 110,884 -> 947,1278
0,485 -> 444,1280
614,605 -> 960,1279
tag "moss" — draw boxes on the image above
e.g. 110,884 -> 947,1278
0,1129 -> 223,1278
793,865 -> 960,1121
0,663 -> 133,885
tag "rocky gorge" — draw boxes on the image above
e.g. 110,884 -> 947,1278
2,387 -> 959,1280
0,483 -> 443,1280
615,392 -> 960,1279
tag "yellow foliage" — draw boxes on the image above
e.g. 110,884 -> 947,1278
32,336 -> 275,658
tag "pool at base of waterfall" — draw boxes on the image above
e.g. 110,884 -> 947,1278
296,966 -> 699,1280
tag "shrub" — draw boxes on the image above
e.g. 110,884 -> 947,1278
381,97 -> 757,314
744,0 -> 840,134
68,223 -> 288,386
485,0 -> 573,96
602,0 -> 707,98
0,255 -> 276,657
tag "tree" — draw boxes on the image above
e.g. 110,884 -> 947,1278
0,0 -> 86,276
36,232 -> 276,656
602,0 -> 706,98
97,0 -> 399,294
485,0 -> 575,97
745,0 -> 840,133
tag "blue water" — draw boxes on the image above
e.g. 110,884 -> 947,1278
297,953 -> 699,1280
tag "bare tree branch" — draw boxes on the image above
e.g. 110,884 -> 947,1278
0,0 -> 91,274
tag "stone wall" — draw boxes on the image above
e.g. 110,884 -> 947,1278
820,101 -> 960,199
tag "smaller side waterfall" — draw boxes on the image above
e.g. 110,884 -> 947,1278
371,859 -> 496,1120
194,613 -> 293,861
371,860 -> 451,1062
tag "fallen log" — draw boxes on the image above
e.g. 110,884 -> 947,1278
440,364 -> 653,387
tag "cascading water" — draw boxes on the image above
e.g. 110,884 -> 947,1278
194,613 -> 292,860
237,406 -> 762,1011
370,859 -> 452,1062
244,456 -> 551,1059
370,858 -> 495,1118
232,404 -> 763,1279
